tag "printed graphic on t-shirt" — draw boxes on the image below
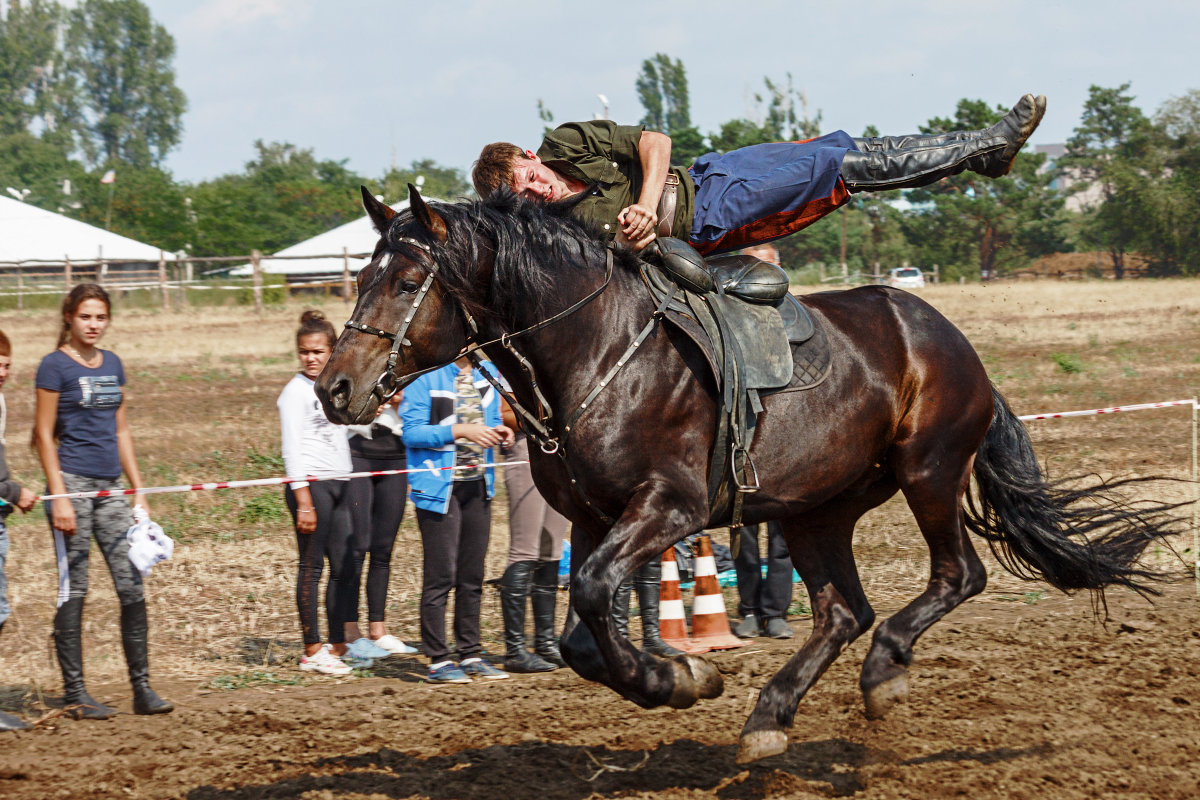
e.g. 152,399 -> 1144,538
78,375 -> 123,409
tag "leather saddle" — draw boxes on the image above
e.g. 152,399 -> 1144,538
640,238 -> 823,528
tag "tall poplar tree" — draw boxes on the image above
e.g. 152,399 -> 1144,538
62,0 -> 185,168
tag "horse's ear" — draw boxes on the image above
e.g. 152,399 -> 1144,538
361,186 -> 396,232
408,183 -> 448,243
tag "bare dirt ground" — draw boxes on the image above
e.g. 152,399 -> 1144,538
1,280 -> 1198,799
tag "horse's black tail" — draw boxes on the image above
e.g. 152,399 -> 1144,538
963,385 -> 1187,598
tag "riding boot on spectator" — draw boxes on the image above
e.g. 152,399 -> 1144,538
611,561 -> 683,657
530,559 -> 566,668
635,559 -> 683,657
499,561 -> 556,673
120,600 -> 173,714
54,597 -> 115,720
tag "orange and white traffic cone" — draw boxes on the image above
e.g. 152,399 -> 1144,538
688,534 -> 748,651
658,548 -> 709,655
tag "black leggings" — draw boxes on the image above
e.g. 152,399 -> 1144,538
286,481 -> 352,646
415,478 -> 491,663
345,454 -> 408,623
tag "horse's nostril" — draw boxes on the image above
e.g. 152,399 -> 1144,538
329,377 -> 350,410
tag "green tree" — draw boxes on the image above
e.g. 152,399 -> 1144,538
0,131 -> 86,211
1139,89 -> 1200,275
0,0 -> 75,143
1060,83 -> 1153,279
187,141 -> 368,257
903,98 -> 1067,280
635,53 -> 705,163
61,0 -> 185,168
378,158 -> 473,203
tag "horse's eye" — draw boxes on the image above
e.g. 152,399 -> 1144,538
399,280 -> 420,294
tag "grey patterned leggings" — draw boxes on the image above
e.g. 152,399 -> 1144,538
49,473 -> 142,608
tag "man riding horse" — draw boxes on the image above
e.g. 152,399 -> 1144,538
471,94 -> 1046,255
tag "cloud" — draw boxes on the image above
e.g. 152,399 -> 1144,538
181,0 -> 309,33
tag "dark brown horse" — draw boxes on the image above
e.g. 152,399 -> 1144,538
317,186 -> 1180,764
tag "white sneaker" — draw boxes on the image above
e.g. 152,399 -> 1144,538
371,634 -> 419,655
299,644 -> 353,675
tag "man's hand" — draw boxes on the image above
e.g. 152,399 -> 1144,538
618,203 -> 659,241
614,228 -> 658,252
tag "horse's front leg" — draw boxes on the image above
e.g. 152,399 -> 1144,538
560,482 -> 723,709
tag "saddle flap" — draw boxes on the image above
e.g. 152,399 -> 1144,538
709,292 -> 794,390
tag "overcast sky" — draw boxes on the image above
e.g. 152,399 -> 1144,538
140,0 -> 1198,188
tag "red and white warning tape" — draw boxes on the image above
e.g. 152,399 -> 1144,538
36,461 -> 529,502
1018,398 -> 1197,421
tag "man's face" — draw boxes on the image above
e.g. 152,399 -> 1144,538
0,354 -> 9,390
510,152 -> 568,202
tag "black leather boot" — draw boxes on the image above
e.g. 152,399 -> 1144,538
635,560 -> 683,657
55,597 -> 115,720
611,578 -> 633,639
499,562 -> 556,673
121,601 -> 174,715
530,560 -> 565,668
843,94 -> 1046,190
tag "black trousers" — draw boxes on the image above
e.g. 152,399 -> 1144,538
346,455 -> 408,623
415,478 -> 491,663
286,481 -> 352,646
730,520 -> 794,620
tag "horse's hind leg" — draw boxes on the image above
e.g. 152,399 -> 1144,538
738,507 -> 877,764
859,455 -> 987,720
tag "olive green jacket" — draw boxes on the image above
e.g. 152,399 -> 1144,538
536,121 -> 695,240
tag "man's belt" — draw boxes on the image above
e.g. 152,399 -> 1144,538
656,173 -> 679,238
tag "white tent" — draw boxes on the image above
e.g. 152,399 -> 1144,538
225,197 -> 429,277
0,196 -> 173,265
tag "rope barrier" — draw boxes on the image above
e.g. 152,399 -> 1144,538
1017,399 -> 1197,420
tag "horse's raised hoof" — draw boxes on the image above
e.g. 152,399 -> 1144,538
736,729 -> 788,764
682,655 -> 724,700
864,673 -> 909,720
666,655 -> 724,709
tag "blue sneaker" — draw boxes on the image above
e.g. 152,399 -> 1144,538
346,638 -> 392,659
426,662 -> 472,684
460,658 -> 510,680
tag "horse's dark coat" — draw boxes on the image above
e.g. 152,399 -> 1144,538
317,187 -> 1182,763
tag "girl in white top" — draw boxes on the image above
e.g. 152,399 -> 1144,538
276,310 -> 361,675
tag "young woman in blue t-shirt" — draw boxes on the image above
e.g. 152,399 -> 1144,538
34,283 -> 172,720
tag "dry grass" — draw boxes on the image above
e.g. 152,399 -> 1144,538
0,280 -> 1196,699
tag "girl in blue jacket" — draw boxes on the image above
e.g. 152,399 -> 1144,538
401,358 -> 514,683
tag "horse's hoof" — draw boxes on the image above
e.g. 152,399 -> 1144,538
864,673 -> 909,720
682,655 -> 724,700
736,729 -> 788,764
666,659 -> 700,709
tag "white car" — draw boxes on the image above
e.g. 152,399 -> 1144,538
885,267 -> 925,289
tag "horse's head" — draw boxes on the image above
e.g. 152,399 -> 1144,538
316,185 -> 474,424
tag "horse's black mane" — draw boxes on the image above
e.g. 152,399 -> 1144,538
380,189 -> 639,323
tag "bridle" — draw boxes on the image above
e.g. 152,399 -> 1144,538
344,231 -> 677,526
343,233 -> 616,450
343,236 -> 440,400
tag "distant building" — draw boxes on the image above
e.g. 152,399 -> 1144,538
1035,144 -> 1103,213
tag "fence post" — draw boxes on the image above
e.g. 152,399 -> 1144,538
65,255 -> 72,289
342,247 -> 352,303
251,249 -> 263,314
158,250 -> 170,311
16,270 -> 23,311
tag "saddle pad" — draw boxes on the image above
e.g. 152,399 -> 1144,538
779,307 -> 832,392
708,292 -> 794,390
